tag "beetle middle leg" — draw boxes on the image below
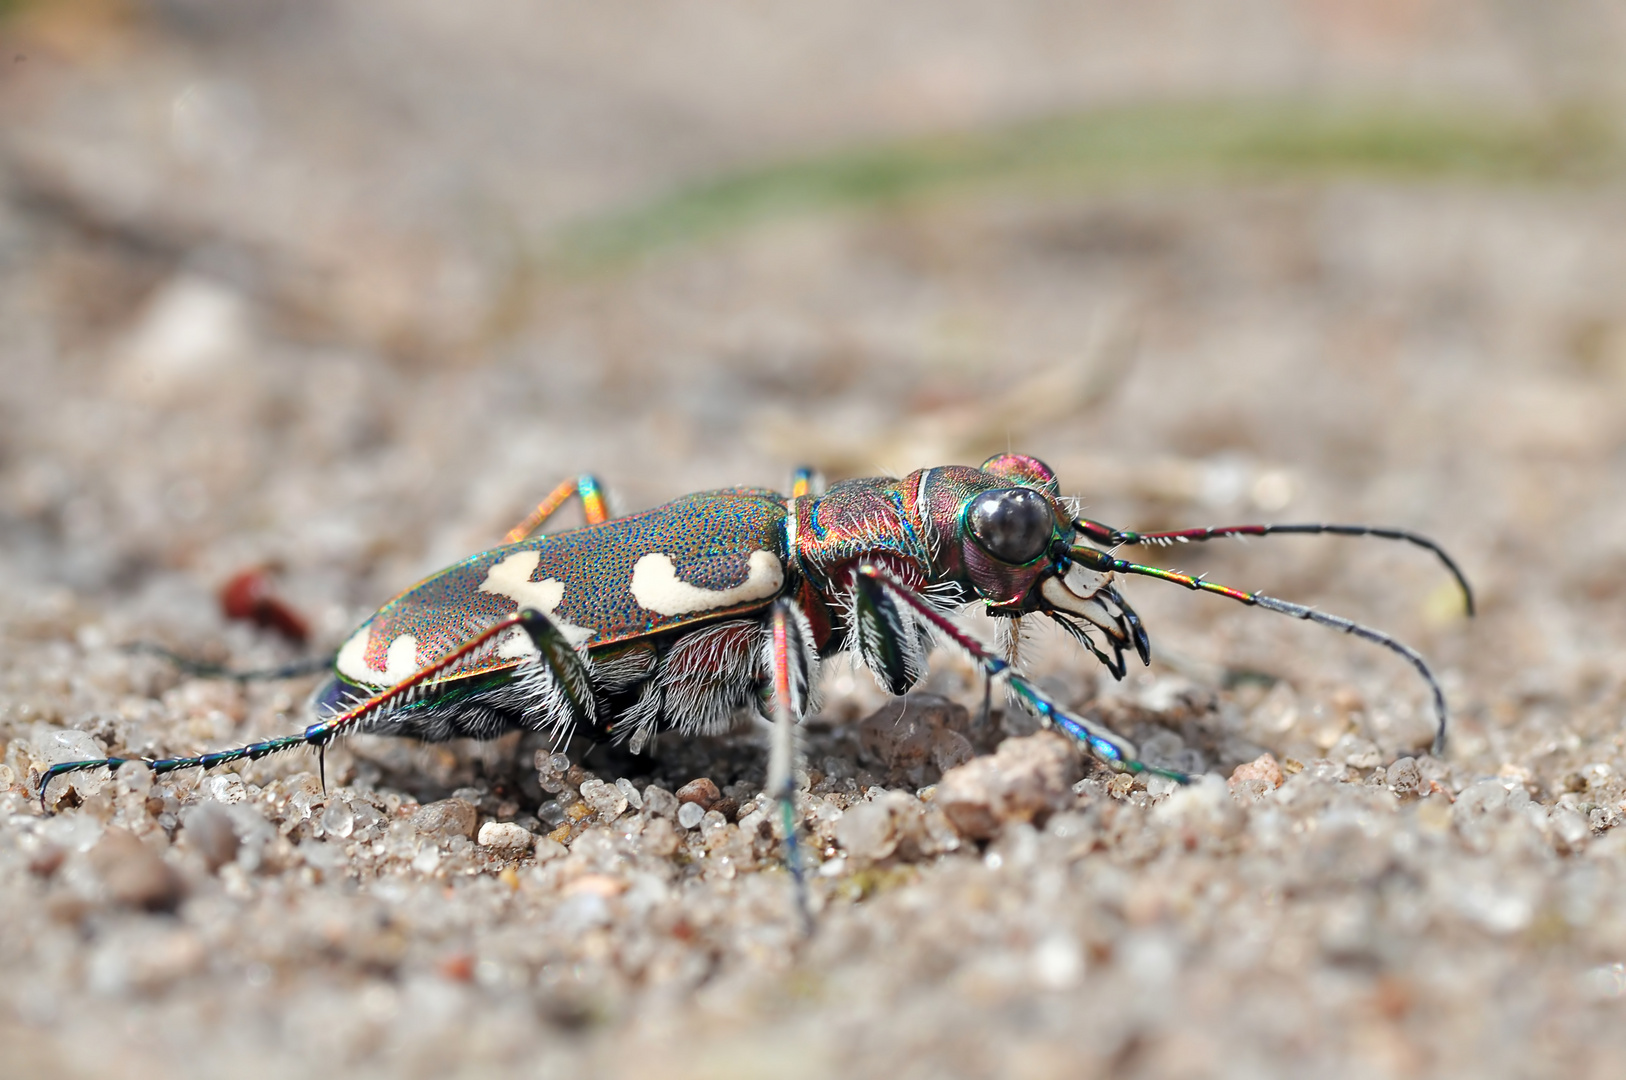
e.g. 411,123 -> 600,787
763,596 -> 818,930
789,466 -> 822,499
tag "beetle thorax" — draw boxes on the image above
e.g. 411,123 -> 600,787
789,474 -> 935,593
789,459 -> 1071,610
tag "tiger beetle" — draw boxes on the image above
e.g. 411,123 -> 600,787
37,455 -> 1471,917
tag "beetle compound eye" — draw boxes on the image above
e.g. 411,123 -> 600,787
967,488 -> 1056,565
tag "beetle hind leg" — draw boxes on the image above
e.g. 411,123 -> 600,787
504,475 -> 611,543
35,609 -> 592,810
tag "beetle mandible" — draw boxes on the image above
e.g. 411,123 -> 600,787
38,454 -> 1471,818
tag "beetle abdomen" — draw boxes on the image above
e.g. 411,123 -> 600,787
327,488 -> 792,700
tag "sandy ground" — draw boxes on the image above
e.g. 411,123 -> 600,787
4,3 -> 1626,1077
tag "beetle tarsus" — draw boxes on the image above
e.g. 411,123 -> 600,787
125,642 -> 336,682
857,563 -> 1190,782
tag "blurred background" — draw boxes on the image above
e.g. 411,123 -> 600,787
3,1 -> 1626,1076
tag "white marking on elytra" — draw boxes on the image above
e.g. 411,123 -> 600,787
629,550 -> 783,616
336,627 -> 421,686
479,550 -> 595,647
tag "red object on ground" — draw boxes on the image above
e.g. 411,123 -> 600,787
219,567 -> 310,644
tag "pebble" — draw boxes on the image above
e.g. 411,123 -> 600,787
28,844 -> 67,879
579,778 -> 629,821
180,801 -> 241,872
1153,775 -> 1245,839
676,801 -> 706,830
834,791 -> 923,862
1387,756 -> 1423,799
640,817 -> 679,855
477,821 -> 535,852
1550,807 -> 1591,851
91,828 -> 186,912
533,836 -> 568,862
642,785 -> 680,818
1328,734 -> 1382,770
1228,753 -> 1285,793
857,694 -> 976,779
203,773 -> 246,804
411,798 -> 478,840
675,778 -> 720,810
936,733 -> 1082,840
320,799 -> 355,839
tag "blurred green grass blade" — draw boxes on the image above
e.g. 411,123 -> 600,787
555,100 -> 1619,266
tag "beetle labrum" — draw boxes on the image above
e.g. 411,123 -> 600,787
38,454 -> 1471,833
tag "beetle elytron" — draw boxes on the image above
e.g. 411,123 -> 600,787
39,454 -> 1471,808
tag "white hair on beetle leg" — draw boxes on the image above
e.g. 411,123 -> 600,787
661,620 -> 764,739
610,620 -> 769,752
618,680 -> 664,755
756,601 -> 822,721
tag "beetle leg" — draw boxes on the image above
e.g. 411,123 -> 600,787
509,608 -> 599,744
37,609 -> 584,810
856,564 -> 1191,783
789,467 -> 823,499
766,597 -> 815,932
122,643 -> 337,682
850,566 -> 931,696
504,475 -> 611,543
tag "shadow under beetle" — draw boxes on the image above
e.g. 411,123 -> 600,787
39,454 -> 1472,847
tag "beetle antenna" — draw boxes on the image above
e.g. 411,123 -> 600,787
1068,546 -> 1450,755
1074,518 -> 1474,616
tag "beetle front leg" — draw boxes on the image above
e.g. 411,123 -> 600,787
856,565 -> 1191,783
504,475 -> 611,543
848,562 -> 931,696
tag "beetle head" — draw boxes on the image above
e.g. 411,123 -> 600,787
931,456 -> 1142,667
931,454 -> 1069,608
